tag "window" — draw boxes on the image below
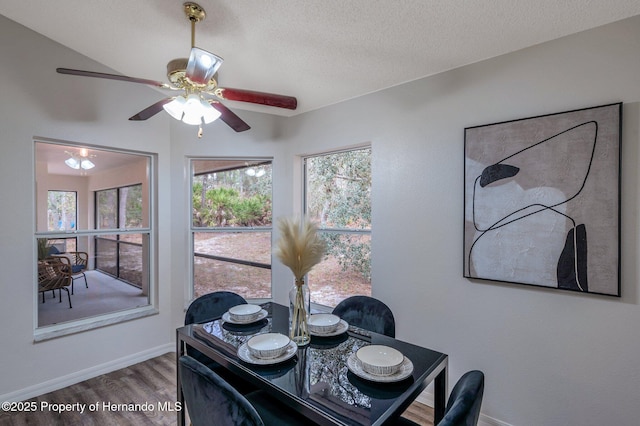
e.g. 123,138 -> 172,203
191,159 -> 272,300
304,147 -> 372,307
48,191 -> 77,231
95,184 -> 145,288
47,191 -> 77,252
34,140 -> 154,338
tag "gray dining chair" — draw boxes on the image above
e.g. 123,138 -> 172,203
332,295 -> 396,337
185,291 -> 248,326
179,355 -> 309,426
184,291 -> 256,394
395,370 -> 485,426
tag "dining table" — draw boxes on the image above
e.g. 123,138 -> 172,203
176,302 -> 448,426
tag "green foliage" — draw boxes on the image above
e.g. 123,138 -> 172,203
47,191 -> 77,230
322,233 -> 371,281
307,148 -> 371,279
307,149 -> 371,228
96,184 -> 143,229
192,164 -> 272,228
231,196 -> 270,226
123,185 -> 143,227
37,238 -> 50,261
205,187 -> 237,226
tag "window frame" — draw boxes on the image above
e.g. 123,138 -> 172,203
94,183 -> 145,287
33,139 -> 157,341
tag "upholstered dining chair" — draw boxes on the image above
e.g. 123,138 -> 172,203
395,370 -> 485,426
179,355 -> 309,426
332,295 -> 396,337
184,291 -> 248,326
184,291 -> 255,393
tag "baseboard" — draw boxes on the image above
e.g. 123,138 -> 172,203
477,413 -> 514,426
415,390 -> 513,426
1,343 -> 174,403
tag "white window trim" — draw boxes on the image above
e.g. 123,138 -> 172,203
33,138 -> 158,341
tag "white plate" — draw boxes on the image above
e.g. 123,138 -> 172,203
310,319 -> 349,337
222,309 -> 268,325
347,353 -> 414,383
237,340 -> 298,365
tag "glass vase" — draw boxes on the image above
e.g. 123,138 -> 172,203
289,278 -> 310,346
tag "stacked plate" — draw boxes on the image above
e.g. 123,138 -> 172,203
347,345 -> 414,383
222,304 -> 268,325
237,333 -> 297,365
308,314 -> 349,337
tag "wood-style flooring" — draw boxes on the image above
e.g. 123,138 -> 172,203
0,352 -> 434,425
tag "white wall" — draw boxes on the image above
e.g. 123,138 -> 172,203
34,169 -> 89,232
277,16 -> 640,426
0,15 -> 176,398
2,10 -> 640,426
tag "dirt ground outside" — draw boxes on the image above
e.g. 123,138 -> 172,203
193,232 -> 371,307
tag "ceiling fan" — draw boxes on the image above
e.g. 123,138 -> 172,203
56,2 -> 297,136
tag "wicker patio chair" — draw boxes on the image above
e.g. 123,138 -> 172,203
38,257 -> 73,308
48,246 -> 88,294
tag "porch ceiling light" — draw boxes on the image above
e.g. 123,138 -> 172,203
65,150 -> 95,170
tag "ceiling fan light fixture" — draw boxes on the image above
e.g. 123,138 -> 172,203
163,96 -> 187,120
65,157 -> 80,169
178,94 -> 221,125
65,150 -> 96,170
80,159 -> 95,170
186,47 -> 223,85
201,100 -> 221,124
182,94 -> 205,125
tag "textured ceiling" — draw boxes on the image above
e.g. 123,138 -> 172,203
2,1 -> 640,117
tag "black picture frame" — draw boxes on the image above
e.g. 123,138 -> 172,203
463,102 -> 621,297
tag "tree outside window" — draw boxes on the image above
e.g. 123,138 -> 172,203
191,160 -> 273,300
305,147 -> 372,307
48,191 -> 77,231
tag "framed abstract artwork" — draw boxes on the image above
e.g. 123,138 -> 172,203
463,103 -> 621,296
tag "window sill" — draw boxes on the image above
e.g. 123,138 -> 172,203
34,305 -> 158,342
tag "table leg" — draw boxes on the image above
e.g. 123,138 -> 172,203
433,367 -> 447,424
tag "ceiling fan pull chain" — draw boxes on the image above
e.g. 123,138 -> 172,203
198,124 -> 203,138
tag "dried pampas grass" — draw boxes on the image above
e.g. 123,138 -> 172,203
275,216 -> 326,282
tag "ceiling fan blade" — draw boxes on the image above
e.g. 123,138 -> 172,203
216,87 -> 297,110
129,98 -> 174,121
210,102 -> 251,132
57,68 -> 169,88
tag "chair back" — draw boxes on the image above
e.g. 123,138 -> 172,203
439,370 -> 484,426
37,258 -> 72,291
47,245 -> 61,256
185,291 -> 247,325
332,295 -> 396,337
179,355 -> 264,426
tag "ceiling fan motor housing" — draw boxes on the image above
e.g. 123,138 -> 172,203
167,58 -> 217,91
